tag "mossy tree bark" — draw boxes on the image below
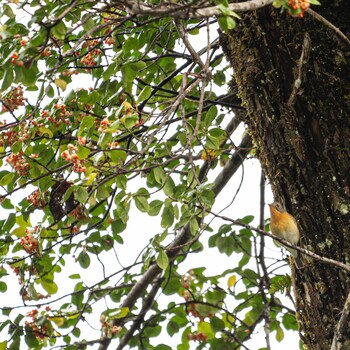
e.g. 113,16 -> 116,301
220,2 -> 350,349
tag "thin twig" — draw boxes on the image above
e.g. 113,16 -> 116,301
330,291 -> 350,350
288,33 -> 311,106
174,19 -> 211,78
211,212 -> 350,274
307,8 -> 350,46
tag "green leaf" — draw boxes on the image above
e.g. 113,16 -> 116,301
161,205 -> 174,228
52,20 -> 67,40
269,275 -> 292,294
138,86 -> 152,101
210,316 -> 225,332
0,341 -> 8,350
96,186 -> 110,201
216,236 -> 235,256
15,64 -> 39,87
206,134 -> 220,150
275,325 -> 284,342
198,188 -> 214,207
38,126 -> 53,138
82,17 -> 96,31
3,213 -> 16,231
116,175 -> 127,190
198,321 -> 215,339
134,196 -> 149,213
156,249 -> 169,270
1,198 -> 14,209
148,200 -> 163,216
154,167 -> 166,185
226,16 -> 236,30
3,4 -> 15,18
77,145 -> 91,159
154,345 -> 172,350
189,217 -> 199,235
0,282 -> 7,293
282,313 -> 298,331
122,114 -> 138,129
112,219 -> 127,235
78,115 -> 95,136
78,251 -> 90,269
25,333 -> 39,348
1,69 -> 14,90
105,307 -> 129,319
102,62 -> 117,81
204,105 -> 218,126
75,186 -> 89,203
272,0 -> 284,7
144,324 -> 162,338
41,279 -> 58,294
240,215 -> 254,224
0,172 -> 15,186
163,176 -> 175,197
110,150 -> 127,163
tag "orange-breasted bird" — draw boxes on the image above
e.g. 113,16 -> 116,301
269,202 -> 303,268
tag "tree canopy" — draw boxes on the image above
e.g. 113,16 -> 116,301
0,0 -> 341,349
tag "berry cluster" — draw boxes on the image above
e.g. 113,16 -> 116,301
80,48 -> 102,69
41,47 -> 51,57
1,85 -> 25,113
10,52 -> 24,66
0,121 -> 30,147
103,26 -> 116,46
100,315 -> 122,337
181,271 -> 214,321
20,228 -> 39,254
98,117 -> 111,132
44,103 -> 73,126
25,309 -> 50,340
61,144 -> 86,173
78,136 -> 87,145
6,151 -> 30,176
10,263 -> 37,285
71,226 -> 81,235
186,332 -> 208,342
28,189 -> 48,208
104,36 -> 115,46
61,69 -> 79,77
69,205 -> 87,220
288,0 -> 310,17
79,36 -> 103,70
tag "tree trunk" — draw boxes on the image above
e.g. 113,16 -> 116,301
220,2 -> 350,349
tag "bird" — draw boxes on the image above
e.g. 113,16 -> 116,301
268,202 -> 303,268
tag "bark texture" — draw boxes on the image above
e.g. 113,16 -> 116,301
221,1 -> 350,349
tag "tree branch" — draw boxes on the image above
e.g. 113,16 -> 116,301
331,291 -> 350,350
97,132 -> 252,350
211,213 -> 350,274
124,0 -> 274,19
307,8 -> 350,46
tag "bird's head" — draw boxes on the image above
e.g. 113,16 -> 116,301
268,202 -> 285,213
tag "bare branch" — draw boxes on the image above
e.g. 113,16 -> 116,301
174,19 -> 211,77
211,213 -> 350,274
307,8 -> 350,46
124,0 -> 274,19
